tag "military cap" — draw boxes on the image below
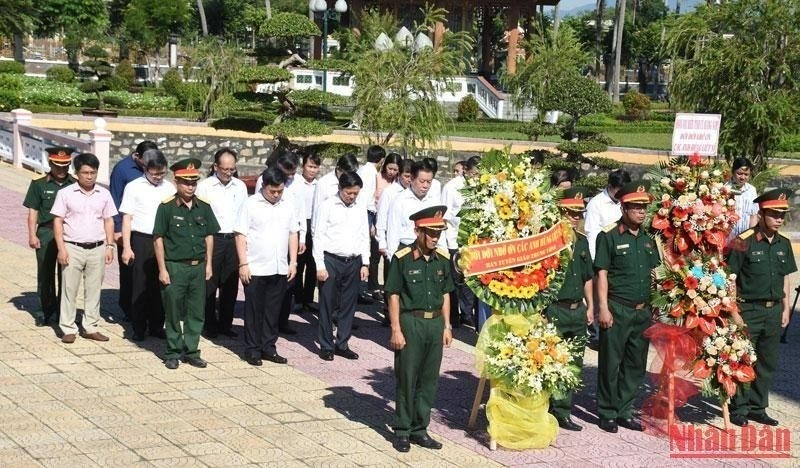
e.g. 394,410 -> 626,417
46,146 -> 75,167
754,188 -> 792,212
615,180 -> 653,204
559,187 -> 587,212
410,205 -> 448,231
170,158 -> 202,180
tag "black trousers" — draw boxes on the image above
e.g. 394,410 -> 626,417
294,220 -> 317,305
243,275 -> 286,359
130,232 -> 164,336
205,234 -> 239,334
117,245 -> 132,319
367,211 -> 380,291
318,253 -> 361,352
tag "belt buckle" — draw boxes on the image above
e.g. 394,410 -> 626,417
634,303 -> 645,310
423,311 -> 434,319
765,301 -> 775,308
191,260 -> 200,266
569,302 -> 579,310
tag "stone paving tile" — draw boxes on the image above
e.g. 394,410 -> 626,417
149,457 -> 208,467
135,444 -> 188,460
40,454 -> 100,467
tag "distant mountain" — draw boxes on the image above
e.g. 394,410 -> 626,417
560,0 -> 705,18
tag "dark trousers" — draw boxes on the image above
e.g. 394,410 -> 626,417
448,248 -> 476,325
204,235 -> 238,334
35,226 -> 61,320
318,254 -> 361,352
731,303 -> 782,417
597,299 -> 651,419
117,245 -> 132,319
367,210 -> 379,291
161,262 -> 205,359
545,303 -> 588,419
294,220 -> 317,305
243,275 -> 286,359
130,232 -> 164,336
394,314 -> 444,436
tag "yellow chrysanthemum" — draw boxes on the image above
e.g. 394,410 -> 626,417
518,199 -> 531,214
529,188 -> 541,203
498,205 -> 513,219
480,174 -> 491,184
494,193 -> 510,208
513,165 -> 525,178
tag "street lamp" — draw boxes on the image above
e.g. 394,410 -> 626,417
310,0 -> 347,93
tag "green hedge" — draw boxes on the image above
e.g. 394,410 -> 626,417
0,73 -> 23,90
0,61 -> 25,74
101,90 -> 178,110
20,80 -> 89,107
262,118 -> 331,137
0,89 -> 21,111
46,66 -> 75,83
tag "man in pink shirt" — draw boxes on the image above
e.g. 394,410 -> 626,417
51,153 -> 117,343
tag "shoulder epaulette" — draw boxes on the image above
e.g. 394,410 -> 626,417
575,231 -> 587,239
602,222 -> 617,233
737,229 -> 754,240
161,195 -> 176,204
395,247 -> 411,259
436,247 -> 450,260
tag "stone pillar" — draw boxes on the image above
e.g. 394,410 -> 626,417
11,108 -> 32,169
506,5 -> 521,75
89,118 -> 113,186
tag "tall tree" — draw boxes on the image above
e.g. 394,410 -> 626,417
123,0 -> 190,83
594,0 -> 605,78
666,0 -> 800,170
197,0 -> 209,36
35,0 -> 109,69
193,38 -> 242,120
0,0 -> 36,62
609,0 -> 627,103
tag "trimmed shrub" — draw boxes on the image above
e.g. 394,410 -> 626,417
211,116 -> 272,133
457,95 -> 479,122
303,142 -> 360,160
20,79 -> 90,107
0,73 -> 23,90
622,90 -> 651,121
575,175 -> 607,197
46,66 -> 75,83
262,118 -> 332,137
173,82 -> 209,111
115,59 -> 136,87
556,140 -> 609,158
0,89 -> 21,111
104,74 -> 130,91
161,69 -> 183,95
0,61 -> 25,74
590,157 -> 623,170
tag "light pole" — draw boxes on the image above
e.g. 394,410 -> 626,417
310,0 -> 347,93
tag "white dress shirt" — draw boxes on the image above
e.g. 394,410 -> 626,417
376,182 -> 406,253
196,175 -> 248,233
385,187 -> 443,258
726,181 -> 758,241
234,194 -> 299,276
119,176 -> 176,234
356,163 -> 379,212
584,188 -> 622,260
312,194 -> 370,269
313,171 -> 340,218
283,177 -> 307,241
431,178 -> 442,198
441,175 -> 466,250
295,176 -> 318,220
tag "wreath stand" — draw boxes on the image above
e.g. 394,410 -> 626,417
467,376 -> 497,450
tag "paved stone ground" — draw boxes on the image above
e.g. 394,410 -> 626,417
0,161 -> 798,467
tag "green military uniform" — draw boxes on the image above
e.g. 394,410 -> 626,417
22,147 -> 76,324
594,181 -> 660,421
727,188 -> 797,419
152,159 -> 220,361
385,206 -> 455,438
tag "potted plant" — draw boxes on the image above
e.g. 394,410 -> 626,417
80,45 -> 118,117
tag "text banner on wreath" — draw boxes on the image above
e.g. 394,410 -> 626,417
671,113 -> 721,156
461,223 -> 571,277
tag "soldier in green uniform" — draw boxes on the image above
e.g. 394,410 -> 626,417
594,181 -> 659,433
23,147 -> 76,326
385,205 -> 455,452
545,187 -> 594,431
727,188 -> 797,427
153,159 -> 220,370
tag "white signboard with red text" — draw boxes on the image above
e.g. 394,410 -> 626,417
671,113 -> 721,156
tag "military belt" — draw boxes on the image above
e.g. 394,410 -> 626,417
741,299 -> 781,308
66,240 -> 105,249
610,295 -> 648,310
555,300 -> 582,310
172,259 -> 203,266
405,310 -> 442,319
214,233 -> 236,239
38,221 -> 54,229
324,252 -> 361,263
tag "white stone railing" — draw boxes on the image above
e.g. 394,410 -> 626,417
0,109 -> 113,184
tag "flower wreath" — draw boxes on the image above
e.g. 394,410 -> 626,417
457,151 -> 572,315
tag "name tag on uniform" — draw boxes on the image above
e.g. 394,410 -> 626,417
173,216 -> 185,221
645,242 -> 653,249
752,251 -> 764,256
616,244 -> 630,250
437,269 -> 444,276
777,251 -> 785,257
408,269 -> 421,275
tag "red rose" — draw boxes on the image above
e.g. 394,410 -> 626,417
688,153 -> 702,166
662,199 -> 672,208
683,275 -> 699,290
672,206 -> 688,220
674,180 -> 687,192
662,280 -> 676,291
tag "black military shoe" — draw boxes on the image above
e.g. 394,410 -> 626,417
319,350 -> 334,361
262,353 -> 288,364
557,417 -> 583,431
334,348 -> 359,360
182,356 -> 208,368
599,418 -> 618,433
616,418 -> 644,431
394,435 -> 410,452
730,414 -> 749,427
409,433 -> 442,449
245,356 -> 263,366
164,358 -> 179,370
748,413 -> 778,426
35,316 -> 47,327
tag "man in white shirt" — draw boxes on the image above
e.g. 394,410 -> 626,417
357,145 -> 386,297
441,155 -> 480,328
313,171 -> 370,361
312,153 -> 359,222
119,149 -> 176,341
726,157 -> 759,241
196,148 -> 248,339
385,159 -> 443,259
294,152 -> 321,312
235,167 -> 298,366
584,169 -> 631,260
377,159 -> 413,259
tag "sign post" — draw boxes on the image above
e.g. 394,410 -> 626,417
671,113 -> 722,156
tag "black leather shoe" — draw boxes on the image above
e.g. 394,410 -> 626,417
220,329 -> 238,338
246,356 -> 262,366
730,414 -> 749,427
149,328 -> 167,339
748,413 -> 778,426
599,418 -> 618,433
164,358 -> 179,370
334,348 -> 359,360
394,435 -> 410,452
203,330 -> 218,339
279,325 -> 298,335
557,417 -> 583,431
616,418 -> 644,431
319,350 -> 334,361
182,356 -> 208,368
262,353 -> 288,364
409,433 -> 442,449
